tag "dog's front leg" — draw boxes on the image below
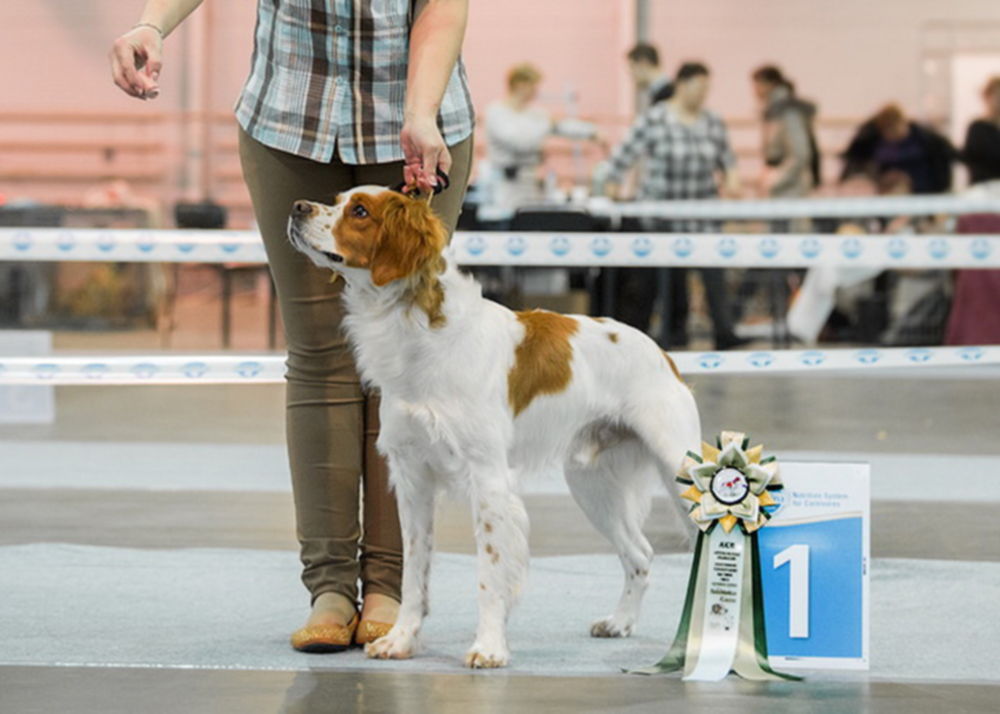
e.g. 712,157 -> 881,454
465,470 -> 530,669
365,464 -> 435,661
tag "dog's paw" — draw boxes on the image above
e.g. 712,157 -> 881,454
590,615 -> 635,638
464,639 -> 510,669
364,628 -> 417,660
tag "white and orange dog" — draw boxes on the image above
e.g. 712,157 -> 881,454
288,186 -> 700,668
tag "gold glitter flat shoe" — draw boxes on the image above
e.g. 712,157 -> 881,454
290,613 -> 359,653
354,619 -> 394,645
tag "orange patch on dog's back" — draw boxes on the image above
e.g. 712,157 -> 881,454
508,310 -> 579,416
662,350 -> 683,382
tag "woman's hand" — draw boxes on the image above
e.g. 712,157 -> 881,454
109,26 -> 163,100
401,113 -> 451,194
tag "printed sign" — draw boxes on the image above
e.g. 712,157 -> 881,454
757,461 -> 870,670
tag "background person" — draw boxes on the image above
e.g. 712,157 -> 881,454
482,63 -> 599,214
110,0 -> 475,652
751,65 -> 820,198
626,42 -> 673,108
605,62 -> 745,350
840,103 -> 957,194
963,76 -> 1000,186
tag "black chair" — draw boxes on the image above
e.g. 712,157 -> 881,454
507,206 -> 608,313
0,205 -> 65,326
174,201 -> 277,349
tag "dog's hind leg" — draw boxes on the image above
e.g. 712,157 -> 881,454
365,458 -> 436,661
565,437 -> 656,638
465,463 -> 530,668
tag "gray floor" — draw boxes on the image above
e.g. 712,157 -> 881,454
1,372 -> 998,712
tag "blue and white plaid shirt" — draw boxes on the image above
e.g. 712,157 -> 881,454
234,0 -> 475,165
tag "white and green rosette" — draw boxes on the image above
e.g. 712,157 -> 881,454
634,430 -> 800,681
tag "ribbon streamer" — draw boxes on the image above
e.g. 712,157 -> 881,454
632,431 -> 800,681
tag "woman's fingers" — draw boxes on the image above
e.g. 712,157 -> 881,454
437,145 -> 453,176
110,50 -> 142,98
110,29 -> 162,99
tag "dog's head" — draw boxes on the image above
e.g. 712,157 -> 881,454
287,185 -> 447,288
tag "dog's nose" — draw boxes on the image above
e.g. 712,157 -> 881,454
292,200 -> 315,218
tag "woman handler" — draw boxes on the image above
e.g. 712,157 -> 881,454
109,0 -> 474,652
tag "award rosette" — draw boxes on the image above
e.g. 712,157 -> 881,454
634,430 -> 801,681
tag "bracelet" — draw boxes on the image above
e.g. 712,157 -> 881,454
132,22 -> 164,37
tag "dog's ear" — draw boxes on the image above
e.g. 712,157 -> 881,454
370,192 -> 447,287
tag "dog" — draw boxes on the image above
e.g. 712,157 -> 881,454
287,186 -> 700,668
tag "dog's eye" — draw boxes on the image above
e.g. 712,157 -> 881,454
352,204 -> 369,219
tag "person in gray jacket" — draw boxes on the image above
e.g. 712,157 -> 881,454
752,65 -> 820,197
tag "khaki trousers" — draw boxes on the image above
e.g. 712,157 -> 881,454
238,125 -> 473,606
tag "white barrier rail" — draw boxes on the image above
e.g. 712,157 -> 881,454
2,228 -> 998,268
587,194 -> 1000,220
0,346 -> 994,385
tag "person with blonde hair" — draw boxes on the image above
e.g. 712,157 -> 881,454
482,62 -> 598,212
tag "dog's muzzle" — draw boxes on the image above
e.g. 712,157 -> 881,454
288,201 -> 345,264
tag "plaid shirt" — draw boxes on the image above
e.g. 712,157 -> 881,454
607,102 -> 735,231
234,0 -> 475,165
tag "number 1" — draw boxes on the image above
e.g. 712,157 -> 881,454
773,544 -> 810,638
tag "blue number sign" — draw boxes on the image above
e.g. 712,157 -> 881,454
757,462 -> 870,670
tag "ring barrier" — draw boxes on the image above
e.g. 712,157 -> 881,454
2,228 -> 999,268
0,346 -> 995,385
587,194 -> 1000,219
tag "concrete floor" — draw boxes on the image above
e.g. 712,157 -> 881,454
1,367 -> 998,711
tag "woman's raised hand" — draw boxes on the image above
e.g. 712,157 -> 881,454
109,25 -> 163,100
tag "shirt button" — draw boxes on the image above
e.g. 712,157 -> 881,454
335,25 -> 345,34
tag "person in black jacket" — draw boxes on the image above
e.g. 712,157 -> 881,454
626,43 -> 673,108
963,76 -> 1000,186
840,104 -> 957,194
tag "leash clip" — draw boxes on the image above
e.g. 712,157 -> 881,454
390,168 -> 450,198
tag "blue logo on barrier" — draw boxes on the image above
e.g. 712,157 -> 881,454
716,237 -> 738,259
182,361 -> 209,378
957,346 -> 984,362
56,232 -> 75,252
549,236 -> 571,257
855,348 -> 881,365
130,363 -> 160,379
631,236 -> 653,257
697,352 -> 724,370
12,231 -> 31,251
799,237 -> 822,259
506,235 -> 527,256
841,237 -> 863,260
34,363 -> 60,379
137,233 -> 157,253
96,233 -> 116,252
590,236 -> 612,257
747,351 -> 775,368
970,238 -> 992,261
221,242 -> 241,254
886,237 -> 908,260
464,234 -> 487,256
236,361 -> 263,378
82,363 -> 110,379
672,236 -> 694,258
905,347 -> 933,363
800,350 -> 826,366
758,237 -> 780,259
927,238 -> 949,260
177,243 -> 196,254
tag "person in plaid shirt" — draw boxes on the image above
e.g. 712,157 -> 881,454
605,62 -> 746,350
111,0 -> 474,652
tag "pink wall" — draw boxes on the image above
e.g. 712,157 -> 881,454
1,0 -> 998,222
